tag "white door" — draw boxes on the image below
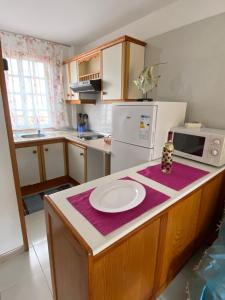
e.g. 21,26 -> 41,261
68,143 -> 86,183
43,143 -> 65,180
111,140 -> 153,173
112,105 -> 157,148
70,61 -> 79,100
87,148 -> 104,181
102,43 -> 122,100
16,146 -> 41,186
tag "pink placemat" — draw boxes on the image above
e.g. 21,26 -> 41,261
138,162 -> 209,191
67,177 -> 170,236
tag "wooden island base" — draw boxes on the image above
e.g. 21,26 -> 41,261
45,172 -> 225,300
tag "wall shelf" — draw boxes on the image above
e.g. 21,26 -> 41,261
79,72 -> 100,81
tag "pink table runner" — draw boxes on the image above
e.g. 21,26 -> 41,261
67,177 -> 170,236
138,162 -> 209,191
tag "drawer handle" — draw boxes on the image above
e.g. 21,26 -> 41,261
80,153 -> 84,156
33,150 -> 37,154
45,148 -> 49,152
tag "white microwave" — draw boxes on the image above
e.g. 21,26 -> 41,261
172,127 -> 225,167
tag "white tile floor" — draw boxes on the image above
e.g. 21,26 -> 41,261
0,211 -> 52,300
0,210 -> 205,300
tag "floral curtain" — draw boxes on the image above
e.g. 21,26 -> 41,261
0,31 -> 69,129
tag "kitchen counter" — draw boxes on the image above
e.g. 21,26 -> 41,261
45,157 -> 225,300
45,156 -> 225,255
13,129 -> 111,154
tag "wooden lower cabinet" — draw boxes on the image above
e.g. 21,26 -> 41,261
158,189 -> 202,289
196,174 -> 224,242
91,219 -> 160,300
45,172 -> 225,300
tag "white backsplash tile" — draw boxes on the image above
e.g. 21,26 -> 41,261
80,100 -> 112,134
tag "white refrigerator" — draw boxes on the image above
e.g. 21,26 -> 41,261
111,102 -> 187,173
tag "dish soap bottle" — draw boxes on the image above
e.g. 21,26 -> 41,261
161,131 -> 174,174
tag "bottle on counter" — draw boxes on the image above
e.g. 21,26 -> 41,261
161,131 -> 174,174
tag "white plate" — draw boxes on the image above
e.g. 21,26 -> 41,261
89,180 -> 146,213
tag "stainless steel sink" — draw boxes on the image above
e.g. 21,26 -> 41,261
21,133 -> 46,138
78,134 -> 104,141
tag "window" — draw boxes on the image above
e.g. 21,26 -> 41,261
7,57 -> 52,129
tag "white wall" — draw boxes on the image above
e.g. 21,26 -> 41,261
73,0 -> 225,132
145,13 -> 225,129
81,0 -> 225,51
0,90 -> 23,255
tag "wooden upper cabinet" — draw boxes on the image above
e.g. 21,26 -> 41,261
102,41 -> 145,101
102,43 -> 123,101
63,61 -> 79,101
63,36 -> 146,104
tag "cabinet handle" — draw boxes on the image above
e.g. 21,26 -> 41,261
80,153 -> 84,156
33,150 -> 37,154
45,148 -> 49,152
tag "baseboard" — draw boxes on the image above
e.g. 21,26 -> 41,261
21,176 -> 79,196
0,245 -> 25,264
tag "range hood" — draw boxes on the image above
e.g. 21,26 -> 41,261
70,79 -> 101,93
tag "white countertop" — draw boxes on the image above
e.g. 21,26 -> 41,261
46,156 -> 225,256
13,130 -> 111,154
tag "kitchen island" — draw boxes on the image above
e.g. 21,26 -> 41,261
44,157 -> 225,300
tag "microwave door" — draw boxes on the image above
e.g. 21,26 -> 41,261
173,132 -> 206,157
112,105 -> 157,148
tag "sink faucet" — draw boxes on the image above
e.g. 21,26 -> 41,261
37,129 -> 41,136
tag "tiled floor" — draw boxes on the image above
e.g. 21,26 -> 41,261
0,210 -> 205,299
0,211 -> 52,300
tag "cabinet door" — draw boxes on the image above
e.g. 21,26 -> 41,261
159,190 -> 202,288
102,43 -> 122,100
68,143 -> 86,184
16,146 -> 41,187
62,63 -> 71,100
128,43 -> 145,99
70,61 -> 79,100
43,143 -> 65,181
196,174 -> 223,241
87,148 -> 104,181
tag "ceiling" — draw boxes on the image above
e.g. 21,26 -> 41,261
0,0 -> 177,46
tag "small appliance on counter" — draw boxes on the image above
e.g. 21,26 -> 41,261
172,127 -> 225,167
111,101 -> 187,173
77,113 -> 89,132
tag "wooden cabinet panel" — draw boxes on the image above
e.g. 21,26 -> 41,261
196,174 -> 223,241
63,62 -> 79,101
43,143 -> 65,181
16,146 -> 41,186
62,63 -> 71,100
45,206 -> 89,300
70,61 -> 79,100
91,218 -> 160,300
102,43 -> 122,100
159,189 -> 202,288
68,143 -> 86,183
128,43 -> 145,99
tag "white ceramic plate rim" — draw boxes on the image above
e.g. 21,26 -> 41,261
89,179 -> 146,213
